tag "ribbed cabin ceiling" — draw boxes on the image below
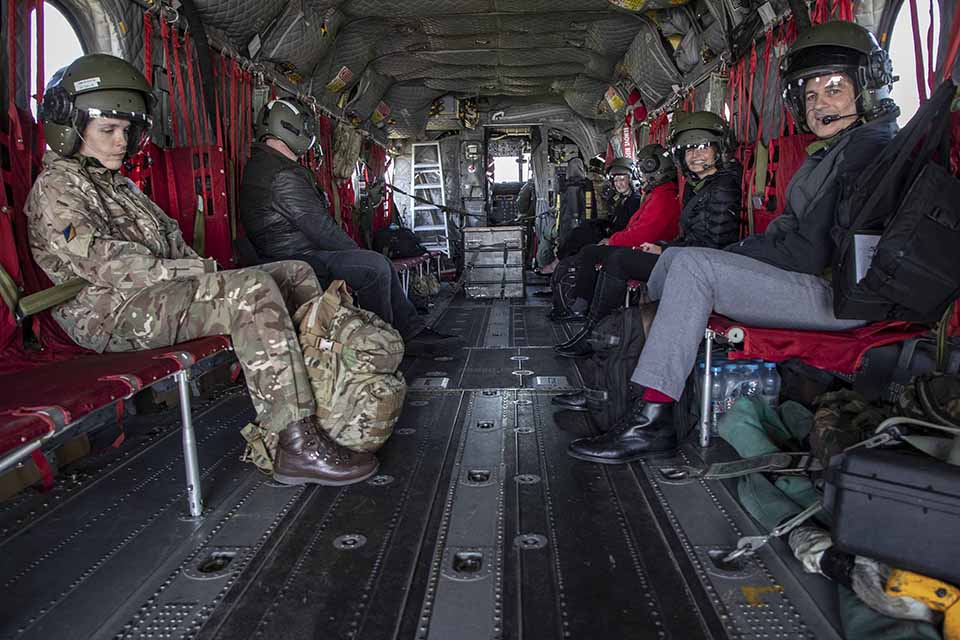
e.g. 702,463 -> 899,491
191,0 -> 680,137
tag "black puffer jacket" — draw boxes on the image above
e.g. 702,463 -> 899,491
604,190 -> 644,235
670,162 -> 743,249
239,143 -> 357,261
730,114 -> 898,275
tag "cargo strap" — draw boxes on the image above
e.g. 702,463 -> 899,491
724,501 -> 822,562
658,451 -> 823,482
142,12 -> 153,87
846,417 -> 960,466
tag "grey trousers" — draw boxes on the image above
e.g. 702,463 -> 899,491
631,248 -> 868,400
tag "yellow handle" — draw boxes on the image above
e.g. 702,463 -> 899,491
886,568 -> 960,640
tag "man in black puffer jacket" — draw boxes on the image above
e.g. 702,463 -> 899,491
240,99 -> 462,356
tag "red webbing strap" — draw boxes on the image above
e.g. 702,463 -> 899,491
160,20 -> 180,145
184,33 -> 211,243
744,43 -> 758,143
111,401 -> 126,449
32,0 -> 45,151
170,25 -> 192,147
6,0 -> 24,153
31,449 -> 55,490
909,0 -> 929,104
737,56 -> 747,159
943,3 -> 960,83
240,70 -> 252,179
212,54 -> 223,149
184,34 -> 206,145
142,12 -> 153,87
229,59 -> 239,170
755,29 -> 773,145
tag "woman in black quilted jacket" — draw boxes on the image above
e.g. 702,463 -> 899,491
638,111 -> 742,258
554,112 -> 742,357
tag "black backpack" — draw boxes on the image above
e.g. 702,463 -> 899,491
373,227 -> 428,259
579,306 -> 651,432
550,255 -> 579,317
834,80 -> 960,323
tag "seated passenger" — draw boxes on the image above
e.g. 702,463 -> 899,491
566,21 -> 901,463
550,146 -> 680,330
554,125 -> 741,356
538,157 -> 591,274
26,54 -> 376,485
239,99 -> 462,357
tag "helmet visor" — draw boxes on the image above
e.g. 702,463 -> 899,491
81,107 -> 153,157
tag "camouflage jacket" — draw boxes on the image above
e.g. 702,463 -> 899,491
25,152 -> 215,352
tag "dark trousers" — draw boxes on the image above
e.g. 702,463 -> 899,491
572,245 -> 660,319
300,249 -> 425,340
556,223 -> 605,260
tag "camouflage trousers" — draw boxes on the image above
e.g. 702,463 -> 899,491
107,260 -> 320,433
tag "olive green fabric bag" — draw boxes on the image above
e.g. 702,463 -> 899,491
293,280 -> 406,452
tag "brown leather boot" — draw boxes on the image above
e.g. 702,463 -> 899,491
272,416 -> 379,486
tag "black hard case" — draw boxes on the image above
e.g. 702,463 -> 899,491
823,448 -> 960,584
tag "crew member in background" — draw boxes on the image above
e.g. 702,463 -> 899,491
239,99 -> 462,357
538,157 -> 592,274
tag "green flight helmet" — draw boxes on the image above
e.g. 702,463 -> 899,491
667,111 -> 731,177
635,143 -> 676,189
607,156 -> 638,192
39,53 -> 156,158
255,99 -> 317,157
780,21 -> 897,133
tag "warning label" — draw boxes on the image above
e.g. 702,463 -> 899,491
371,101 -> 392,125
325,66 -> 354,94
605,87 -> 626,112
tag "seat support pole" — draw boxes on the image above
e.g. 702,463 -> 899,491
700,329 -> 715,449
176,370 -> 204,517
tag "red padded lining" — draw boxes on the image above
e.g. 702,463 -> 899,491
0,411 -> 54,456
0,336 -> 231,456
708,315 -> 928,374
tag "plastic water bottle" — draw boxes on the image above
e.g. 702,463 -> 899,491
722,363 -> 741,411
761,362 -> 781,408
742,364 -> 761,398
710,366 -> 724,434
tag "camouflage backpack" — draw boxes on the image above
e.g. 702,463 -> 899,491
293,280 -> 407,452
411,272 -> 440,298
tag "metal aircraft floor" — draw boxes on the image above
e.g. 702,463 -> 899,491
0,282 -> 844,640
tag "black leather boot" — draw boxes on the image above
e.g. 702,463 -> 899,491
551,390 -> 589,411
273,416 -> 379,485
554,337 -> 593,358
567,398 -> 677,464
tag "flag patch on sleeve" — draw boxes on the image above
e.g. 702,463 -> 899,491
63,224 -> 76,243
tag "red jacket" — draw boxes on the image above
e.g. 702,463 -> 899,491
606,181 -> 681,248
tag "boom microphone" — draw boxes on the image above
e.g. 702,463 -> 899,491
819,112 -> 861,125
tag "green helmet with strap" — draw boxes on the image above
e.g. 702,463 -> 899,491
780,21 -> 897,132
39,53 -> 155,158
635,143 -> 676,189
607,156 -> 635,176
667,111 -> 732,177
254,99 -> 317,157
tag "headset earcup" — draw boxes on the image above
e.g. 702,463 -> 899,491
39,85 -> 75,125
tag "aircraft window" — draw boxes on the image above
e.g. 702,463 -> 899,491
888,0 -> 942,126
29,2 -> 85,119
492,152 -> 531,183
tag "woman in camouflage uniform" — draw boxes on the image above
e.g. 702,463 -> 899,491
25,53 -> 376,486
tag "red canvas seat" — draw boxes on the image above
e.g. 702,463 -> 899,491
707,315 -> 928,374
0,336 -> 232,458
